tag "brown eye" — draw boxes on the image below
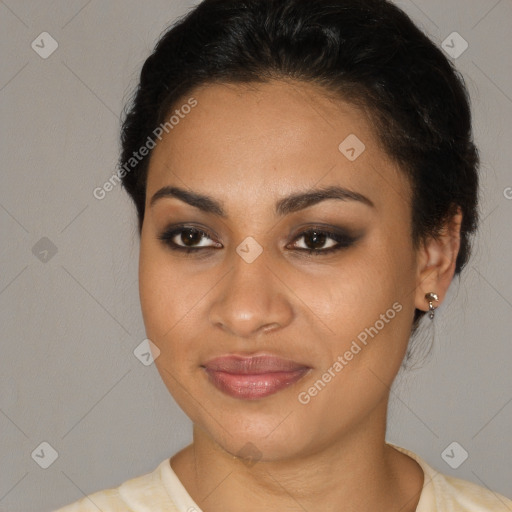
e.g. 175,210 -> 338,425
179,229 -> 206,247
158,226 -> 222,253
290,228 -> 357,256
298,231 -> 334,251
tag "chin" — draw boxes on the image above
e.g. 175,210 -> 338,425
208,424 -> 312,464
193,397 -> 326,463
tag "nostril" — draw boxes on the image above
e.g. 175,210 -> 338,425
262,323 -> 280,333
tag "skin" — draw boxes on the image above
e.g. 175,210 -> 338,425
139,79 -> 462,512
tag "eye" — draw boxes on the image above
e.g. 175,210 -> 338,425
158,226 -> 222,254
289,227 -> 357,256
158,225 -> 358,256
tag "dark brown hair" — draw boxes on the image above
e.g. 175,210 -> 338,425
119,0 -> 479,331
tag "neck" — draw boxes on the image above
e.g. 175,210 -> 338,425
171,403 -> 424,512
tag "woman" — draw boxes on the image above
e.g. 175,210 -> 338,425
56,0 -> 511,510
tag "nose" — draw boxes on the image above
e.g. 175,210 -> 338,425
208,251 -> 295,340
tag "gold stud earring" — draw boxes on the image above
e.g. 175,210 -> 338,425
425,292 -> 439,320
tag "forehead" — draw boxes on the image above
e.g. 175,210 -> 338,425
146,80 -> 409,214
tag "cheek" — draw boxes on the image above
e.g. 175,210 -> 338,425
138,235 -> 185,341
321,231 -> 416,360
138,234 -> 214,365
322,238 -> 410,315
303,260 -> 414,423
138,244 -> 194,390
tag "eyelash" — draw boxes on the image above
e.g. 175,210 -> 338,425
157,225 -> 357,256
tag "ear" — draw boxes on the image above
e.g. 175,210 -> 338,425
414,206 -> 463,313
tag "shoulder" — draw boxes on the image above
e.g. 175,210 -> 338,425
433,471 -> 512,511
53,487 -> 126,512
391,444 -> 512,512
53,459 -> 181,512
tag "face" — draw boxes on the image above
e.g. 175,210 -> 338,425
139,80 -> 420,461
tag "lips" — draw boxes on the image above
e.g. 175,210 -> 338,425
203,355 -> 311,400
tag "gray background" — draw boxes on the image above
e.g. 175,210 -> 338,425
0,1 -> 511,510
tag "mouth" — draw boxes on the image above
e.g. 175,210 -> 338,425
202,354 -> 311,400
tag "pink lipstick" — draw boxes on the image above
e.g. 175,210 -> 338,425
203,354 -> 310,400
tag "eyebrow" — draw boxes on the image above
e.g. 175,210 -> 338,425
149,184 -> 375,217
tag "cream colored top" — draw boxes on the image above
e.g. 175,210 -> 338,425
54,445 -> 512,511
